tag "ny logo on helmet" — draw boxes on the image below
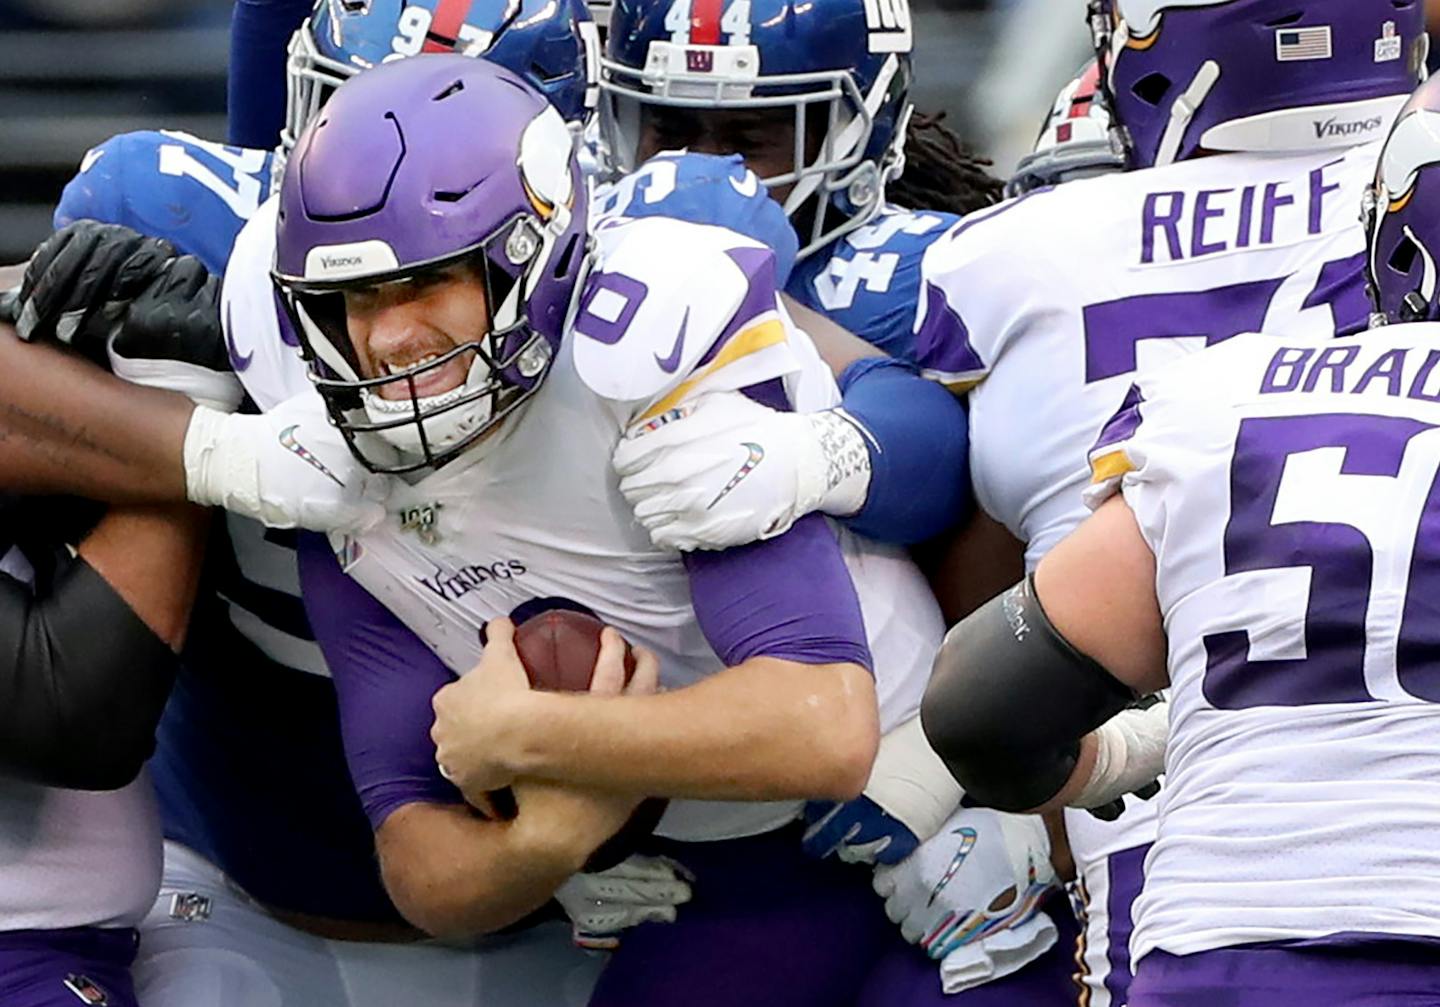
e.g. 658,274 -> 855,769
861,0 -> 911,53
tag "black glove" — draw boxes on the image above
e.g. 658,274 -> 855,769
15,220 -> 180,364
113,252 -> 230,372
1086,780 -> 1162,823
110,255 -> 242,412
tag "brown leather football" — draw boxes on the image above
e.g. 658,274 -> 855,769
513,609 -> 635,691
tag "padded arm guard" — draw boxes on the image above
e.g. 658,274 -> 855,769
0,549 -> 178,790
920,575 -> 1136,813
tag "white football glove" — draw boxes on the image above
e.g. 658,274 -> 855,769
183,392 -> 392,533
554,855 -> 694,951
873,808 -> 1059,994
612,392 -> 872,552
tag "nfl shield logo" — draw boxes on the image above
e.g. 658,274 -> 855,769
686,49 -> 714,73
1376,20 -> 1403,63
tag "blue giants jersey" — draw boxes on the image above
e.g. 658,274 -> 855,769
787,205 -> 959,378
55,131 -> 276,275
54,130 -> 401,923
594,152 -> 962,377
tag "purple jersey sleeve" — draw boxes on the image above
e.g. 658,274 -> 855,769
683,512 -> 873,672
679,374 -> 869,674
680,378 -> 872,671
297,533 -> 463,830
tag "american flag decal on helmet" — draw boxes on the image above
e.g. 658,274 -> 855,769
1274,25 -> 1332,62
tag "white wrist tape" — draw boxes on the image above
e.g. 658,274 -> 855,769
800,408 -> 873,519
183,407 -> 276,524
866,716 -> 966,844
1072,701 -> 1169,810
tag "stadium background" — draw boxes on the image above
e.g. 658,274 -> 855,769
2,0 -> 1439,263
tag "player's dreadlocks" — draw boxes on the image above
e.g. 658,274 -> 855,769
889,111 -> 1004,217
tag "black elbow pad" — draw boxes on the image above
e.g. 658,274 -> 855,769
0,554 -> 178,790
921,574 -> 1135,813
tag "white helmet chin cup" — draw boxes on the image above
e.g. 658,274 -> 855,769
360,355 -> 496,456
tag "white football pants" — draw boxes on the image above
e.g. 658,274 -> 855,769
133,842 -> 605,1007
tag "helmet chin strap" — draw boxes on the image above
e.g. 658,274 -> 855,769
1402,223 -> 1439,323
1154,60 -> 1219,166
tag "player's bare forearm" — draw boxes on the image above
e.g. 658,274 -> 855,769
506,658 -> 880,801
78,503 -> 209,650
781,294 -> 884,377
0,325 -> 192,502
925,508 -> 1028,624
376,788 -> 620,939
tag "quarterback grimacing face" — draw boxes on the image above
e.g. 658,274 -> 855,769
339,261 -> 493,402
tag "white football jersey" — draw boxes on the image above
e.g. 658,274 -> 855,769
229,213 -> 942,843
1090,324 -> 1440,962
921,142 -> 1379,570
223,196 -> 315,412
917,142 -> 1381,1003
0,549 -> 162,931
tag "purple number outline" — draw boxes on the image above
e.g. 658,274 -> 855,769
573,271 -> 649,346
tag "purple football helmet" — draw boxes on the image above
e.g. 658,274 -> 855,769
1366,75 -> 1440,325
272,54 -> 589,472
1089,0 -> 1428,169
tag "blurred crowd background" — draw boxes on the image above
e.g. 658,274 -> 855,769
1,0 -> 1438,263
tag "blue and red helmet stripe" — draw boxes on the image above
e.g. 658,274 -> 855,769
423,0 -> 478,52
689,0 -> 724,44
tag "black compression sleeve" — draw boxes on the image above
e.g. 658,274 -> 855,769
0,553 -> 178,790
920,574 -> 1136,812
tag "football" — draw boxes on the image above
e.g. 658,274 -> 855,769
501,605 -> 666,869
513,609 -> 636,692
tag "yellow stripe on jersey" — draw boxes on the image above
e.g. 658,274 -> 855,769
1090,450 -> 1135,484
920,367 -> 987,396
638,316 -> 789,422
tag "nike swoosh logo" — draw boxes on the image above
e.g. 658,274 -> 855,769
707,442 -> 765,510
279,424 -> 345,487
225,301 -> 254,372
654,308 -> 688,374
926,827 -> 978,907
79,147 -> 106,174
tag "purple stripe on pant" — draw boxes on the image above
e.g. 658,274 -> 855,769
1131,940 -> 1440,1006
0,927 -> 139,1007
589,827 -> 1081,1007
1105,842 -> 1152,1006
